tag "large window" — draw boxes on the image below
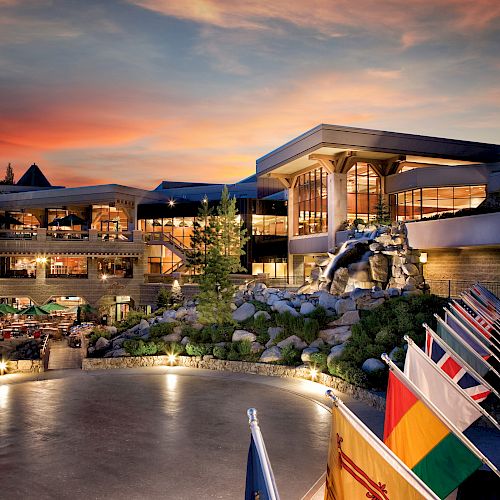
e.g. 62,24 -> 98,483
47,256 -> 88,278
0,256 -> 36,278
97,257 -> 133,278
140,217 -> 195,249
251,258 -> 287,278
391,185 -> 486,221
147,245 -> 182,274
346,163 -> 381,223
252,215 -> 287,236
92,205 -> 130,234
294,167 -> 328,236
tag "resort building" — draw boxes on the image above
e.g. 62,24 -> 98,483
0,125 -> 498,319
256,124 -> 500,288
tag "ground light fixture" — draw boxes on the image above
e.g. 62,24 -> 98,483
0,359 -> 8,375
309,367 -> 319,381
167,353 -> 177,365
419,252 -> 428,263
168,199 -> 175,207
100,274 -> 108,281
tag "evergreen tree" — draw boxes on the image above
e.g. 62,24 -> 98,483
156,287 -> 172,309
374,194 -> 391,226
4,163 -> 14,185
197,186 -> 249,325
171,280 -> 184,305
185,199 -> 217,274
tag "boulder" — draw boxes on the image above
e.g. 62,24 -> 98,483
301,347 -> 319,362
267,327 -> 284,342
357,297 -> 385,311
330,268 -> 349,295
232,302 -> 256,322
251,342 -> 265,353
386,287 -> 401,297
162,309 -> 177,319
111,337 -> 126,348
327,343 -> 346,364
330,310 -> 360,327
232,330 -> 257,342
309,338 -> 325,348
319,327 -> 352,345
111,348 -> 128,358
259,346 -> 282,363
273,303 -> 300,317
95,337 -> 110,351
361,358 -> 386,373
138,319 -> 149,331
317,291 -> 338,310
254,310 -> 271,321
162,332 -> 182,342
266,294 -> 280,306
299,302 -> 316,315
105,325 -> 117,335
277,335 -> 307,350
175,307 -> 188,319
401,263 -> 419,276
335,298 -> 356,316
402,289 -> 423,297
369,254 -> 388,282
180,336 -> 190,346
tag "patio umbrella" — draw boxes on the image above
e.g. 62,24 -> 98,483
0,303 -> 18,314
48,217 -> 65,227
19,305 -> 49,316
58,214 -> 87,227
42,302 -> 68,312
0,214 -> 23,226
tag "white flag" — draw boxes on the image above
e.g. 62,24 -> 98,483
404,341 -> 482,431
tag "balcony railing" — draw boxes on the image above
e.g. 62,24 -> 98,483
425,280 -> 500,299
0,229 -> 37,240
0,228 -> 137,242
47,230 -> 89,240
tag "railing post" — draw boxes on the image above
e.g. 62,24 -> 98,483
448,279 -> 451,299
36,227 -> 47,241
89,229 -> 98,242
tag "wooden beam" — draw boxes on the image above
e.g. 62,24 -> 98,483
268,174 -> 291,189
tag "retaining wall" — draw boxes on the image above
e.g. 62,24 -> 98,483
82,355 -> 386,411
6,359 -> 44,373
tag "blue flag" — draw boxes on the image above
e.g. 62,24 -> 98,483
245,435 -> 271,500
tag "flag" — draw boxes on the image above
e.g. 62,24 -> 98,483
325,394 -> 438,500
435,314 -> 495,378
471,283 -> 500,313
245,409 -> 279,500
462,291 -> 499,325
425,327 -> 493,403
450,301 -> 497,345
460,294 -> 500,338
404,340 -> 482,430
384,370 -> 482,499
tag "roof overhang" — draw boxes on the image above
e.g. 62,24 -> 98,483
256,124 -> 500,177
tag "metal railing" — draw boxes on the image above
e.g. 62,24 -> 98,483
425,280 -> 500,299
47,230 -> 89,240
0,229 -> 37,239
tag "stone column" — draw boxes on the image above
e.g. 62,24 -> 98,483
287,185 -> 296,284
89,229 -> 98,242
327,172 -> 347,251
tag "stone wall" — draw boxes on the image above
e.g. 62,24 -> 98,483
424,248 -> 500,284
5,359 -> 43,373
82,355 -> 386,411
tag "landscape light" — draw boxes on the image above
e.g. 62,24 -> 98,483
168,199 -> 175,207
167,353 -> 177,365
202,196 -> 208,204
419,252 -> 428,264
0,360 -> 7,375
100,274 -> 108,281
309,367 -> 318,380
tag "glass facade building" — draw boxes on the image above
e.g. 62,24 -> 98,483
346,163 -> 381,223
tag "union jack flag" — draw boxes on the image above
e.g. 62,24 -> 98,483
425,328 -> 491,403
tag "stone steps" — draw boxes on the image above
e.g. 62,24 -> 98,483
47,338 -> 84,370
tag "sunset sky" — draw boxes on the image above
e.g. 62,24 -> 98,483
1,0 -> 499,189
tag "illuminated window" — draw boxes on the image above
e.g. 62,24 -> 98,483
97,257 -> 133,278
47,256 -> 88,278
390,185 -> 486,221
294,167 -> 328,236
252,215 -> 287,236
346,163 -> 381,223
0,256 -> 37,278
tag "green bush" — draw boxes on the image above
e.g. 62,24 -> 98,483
280,345 -> 300,366
302,318 -> 320,344
309,351 -> 328,371
181,324 -> 202,342
185,343 -> 211,357
213,345 -> 227,359
333,294 -> 448,388
305,306 -> 329,328
275,311 -> 320,344
248,300 -> 272,313
328,360 -> 368,388
88,327 -> 111,346
123,339 -> 158,356
149,322 -> 176,338
114,311 -> 149,333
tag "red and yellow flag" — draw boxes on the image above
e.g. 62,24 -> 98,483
325,399 -> 438,500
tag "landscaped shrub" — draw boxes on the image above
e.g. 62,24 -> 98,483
302,318 -> 320,344
332,294 -> 448,388
205,324 -> 234,343
114,311 -> 149,333
280,345 -> 300,366
274,311 -> 320,344
88,327 -> 112,346
328,359 -> 368,388
123,339 -> 158,356
213,345 -> 227,359
181,324 -> 202,342
185,343 -> 211,357
309,351 -> 328,371
248,300 -> 272,313
149,322 -> 176,338
304,306 -> 329,329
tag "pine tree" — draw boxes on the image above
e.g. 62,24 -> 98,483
185,199 -> 216,274
171,279 -> 183,305
374,194 -> 391,226
156,287 -> 172,309
197,186 -> 249,325
4,163 -> 14,185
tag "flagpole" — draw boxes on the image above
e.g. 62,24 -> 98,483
324,390 -> 440,499
424,324 -> 500,400
404,335 -> 500,431
461,294 -> 500,340
447,305 -> 500,360
247,408 -> 280,500
452,299 -> 500,346
381,354 -> 500,478
435,314 -> 500,379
